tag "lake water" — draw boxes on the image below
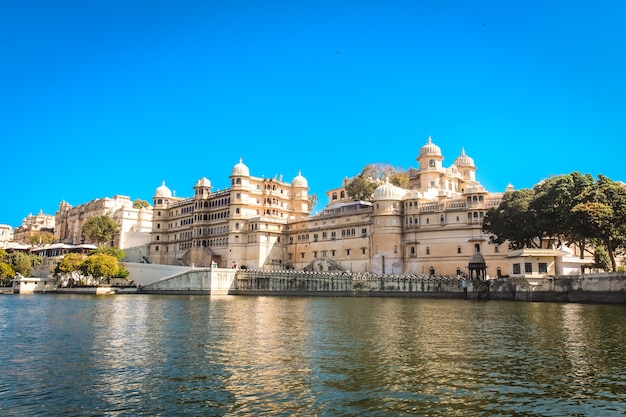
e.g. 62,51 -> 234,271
0,294 -> 624,416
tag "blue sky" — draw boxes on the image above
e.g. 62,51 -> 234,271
2,0 -> 625,227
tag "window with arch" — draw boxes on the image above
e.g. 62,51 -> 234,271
426,247 -> 430,255
429,159 -> 435,167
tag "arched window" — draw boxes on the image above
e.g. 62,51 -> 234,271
429,159 -> 435,167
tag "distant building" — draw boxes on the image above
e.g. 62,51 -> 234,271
13,210 -> 56,244
55,195 -> 153,262
0,224 -> 13,249
148,137 -> 514,277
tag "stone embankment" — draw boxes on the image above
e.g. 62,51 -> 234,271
232,270 -> 483,299
136,267 -> 626,303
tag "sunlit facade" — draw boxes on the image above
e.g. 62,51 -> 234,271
148,138 -> 513,277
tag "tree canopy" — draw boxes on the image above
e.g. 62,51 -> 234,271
26,231 -> 55,246
483,172 -> 626,271
82,215 -> 119,246
133,199 -> 150,209
0,250 -> 43,281
345,163 -> 409,201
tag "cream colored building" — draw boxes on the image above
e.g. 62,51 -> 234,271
148,138 -> 512,277
0,224 -> 13,249
12,209 -> 55,244
55,195 -> 153,261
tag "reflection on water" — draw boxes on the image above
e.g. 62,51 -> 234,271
0,295 -> 625,416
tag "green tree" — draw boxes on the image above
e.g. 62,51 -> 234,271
0,263 -> 15,286
483,189 -> 541,249
82,216 -> 119,247
54,253 -> 85,277
593,245 -> 612,272
91,246 -> 126,260
308,193 -> 318,213
345,163 -> 408,201
80,253 -> 119,284
133,199 -> 150,209
27,231 -> 55,246
4,252 -> 42,277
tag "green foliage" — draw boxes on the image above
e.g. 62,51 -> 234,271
308,193 -> 318,213
27,231 -> 55,246
80,253 -> 119,284
133,199 -> 150,209
0,263 -> 15,286
3,252 -> 42,277
115,266 -> 130,280
483,189 -> 540,249
345,163 -> 408,201
54,253 -> 85,276
82,215 -> 120,247
91,246 -> 126,260
483,172 -> 626,271
593,245 -> 611,272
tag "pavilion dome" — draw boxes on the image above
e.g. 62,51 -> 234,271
454,148 -> 475,167
231,157 -> 250,177
292,171 -> 308,187
154,181 -> 172,198
418,136 -> 442,158
469,252 -> 486,265
195,177 -> 211,188
373,180 -> 406,201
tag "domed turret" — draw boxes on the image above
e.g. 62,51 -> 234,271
292,171 -> 308,188
373,180 -> 406,201
194,177 -> 211,188
418,136 -> 442,158
454,148 -> 475,167
231,157 -> 250,177
154,181 -> 172,198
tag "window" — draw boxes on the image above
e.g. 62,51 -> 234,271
538,263 -> 548,273
494,245 -> 500,253
361,248 -> 366,255
426,247 -> 430,255
525,262 -> 532,273
429,159 -> 435,167
457,246 -> 462,254
513,263 -> 521,274
346,249 -> 351,256
313,251 -> 318,258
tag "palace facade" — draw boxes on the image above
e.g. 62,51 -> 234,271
148,137 -> 511,278
55,195 -> 153,260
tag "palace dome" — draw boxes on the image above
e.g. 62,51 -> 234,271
373,180 -> 406,201
292,171 -> 308,187
454,148 -> 475,167
154,181 -> 172,198
195,177 -> 211,188
418,136 -> 442,158
469,252 -> 486,265
231,158 -> 250,177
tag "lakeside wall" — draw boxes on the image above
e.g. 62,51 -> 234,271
132,266 -> 626,303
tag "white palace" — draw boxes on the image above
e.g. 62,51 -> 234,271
148,137 -> 512,278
